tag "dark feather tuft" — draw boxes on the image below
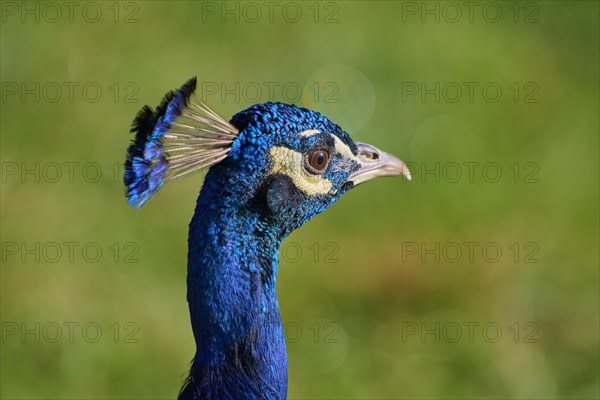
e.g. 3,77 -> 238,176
124,79 -> 196,208
124,76 -> 235,208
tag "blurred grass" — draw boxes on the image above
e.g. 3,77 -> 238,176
1,1 -> 598,399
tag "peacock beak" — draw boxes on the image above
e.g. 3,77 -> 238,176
348,142 -> 411,185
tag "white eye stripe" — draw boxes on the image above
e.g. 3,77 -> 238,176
298,129 -> 321,137
332,136 -> 359,162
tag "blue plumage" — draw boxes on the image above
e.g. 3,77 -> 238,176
124,77 -> 410,399
125,78 -> 197,207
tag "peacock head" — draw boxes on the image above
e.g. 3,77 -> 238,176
125,77 -> 410,235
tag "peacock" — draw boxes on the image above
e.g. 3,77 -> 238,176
124,77 -> 410,400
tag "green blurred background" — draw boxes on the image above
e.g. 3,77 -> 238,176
1,1 -> 598,398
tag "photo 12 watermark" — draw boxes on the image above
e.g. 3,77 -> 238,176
280,241 -> 340,264
399,2 -> 540,24
399,321 -> 540,343
198,80 -> 339,104
283,320 -> 341,344
199,1 -> 340,24
1,2 -> 140,24
1,241 -> 140,264
403,161 -> 540,184
400,81 -> 540,104
2,161 -> 127,184
1,321 -> 140,344
400,241 -> 540,264
1,81 -> 140,104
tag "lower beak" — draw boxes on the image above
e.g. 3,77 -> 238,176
348,142 -> 411,185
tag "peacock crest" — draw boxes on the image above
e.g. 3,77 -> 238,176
124,77 -> 239,208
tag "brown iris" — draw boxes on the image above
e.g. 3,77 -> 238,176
306,149 -> 330,174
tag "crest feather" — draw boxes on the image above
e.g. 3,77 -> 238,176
124,77 -> 239,208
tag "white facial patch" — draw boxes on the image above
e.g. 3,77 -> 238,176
298,129 -> 321,137
332,135 -> 359,162
269,146 -> 332,195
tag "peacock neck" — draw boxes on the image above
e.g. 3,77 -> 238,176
180,166 -> 288,400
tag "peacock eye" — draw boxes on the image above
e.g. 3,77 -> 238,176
305,149 -> 330,174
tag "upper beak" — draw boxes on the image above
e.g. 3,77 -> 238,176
348,142 -> 411,185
